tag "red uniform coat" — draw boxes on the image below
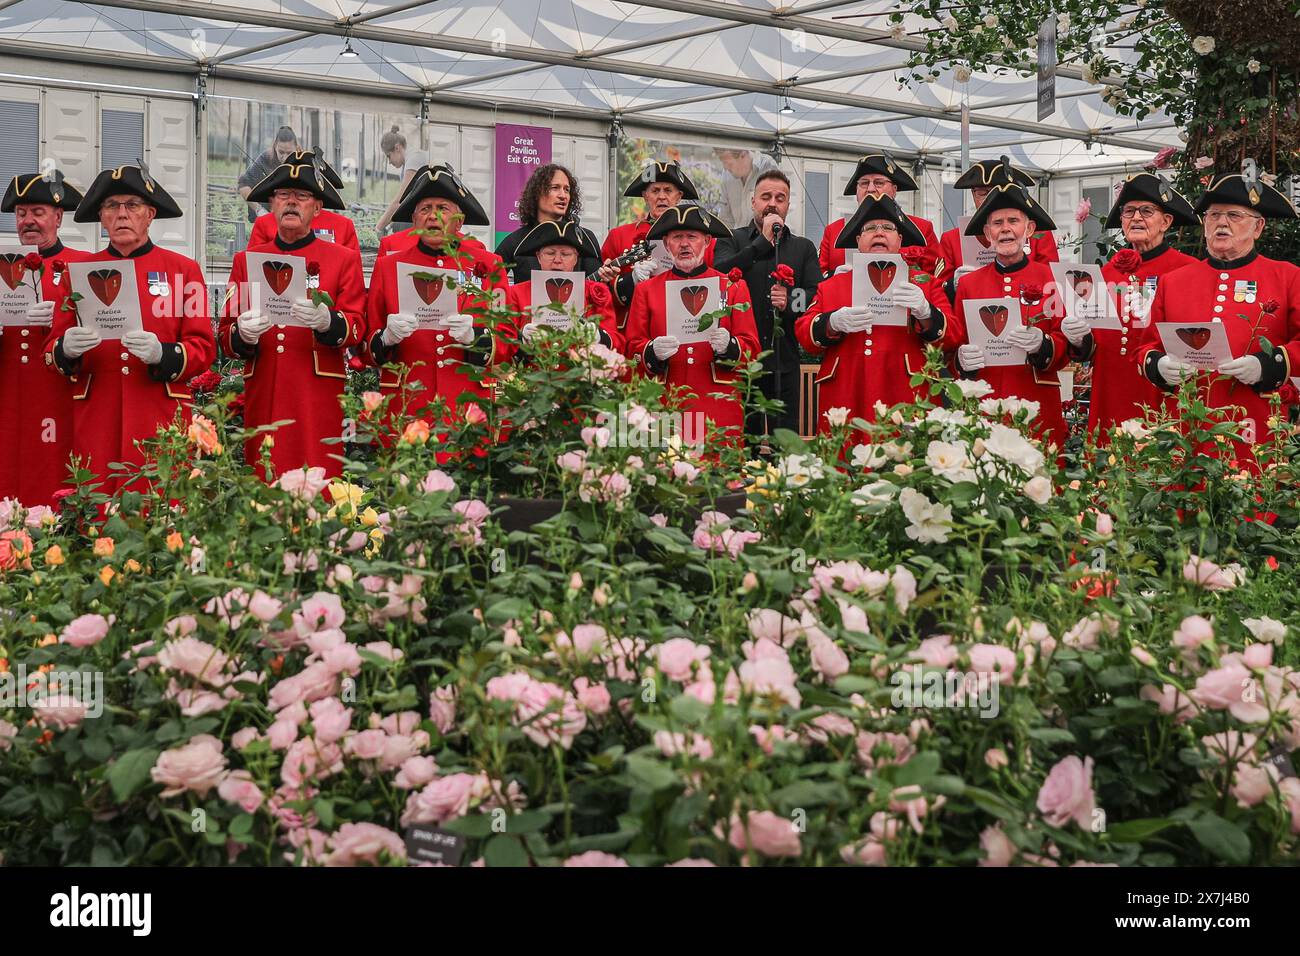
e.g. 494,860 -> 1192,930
248,210 -> 359,252
378,229 -> 486,258
935,227 -> 1059,285
362,240 -> 507,441
624,267 -> 760,439
600,219 -> 715,328
218,233 -> 366,480
952,259 -> 1069,451
1078,243 -> 1198,439
795,268 -> 958,432
0,243 -> 94,505
1135,251 -> 1300,460
46,241 -> 215,495
501,278 -> 623,363
819,214 -> 941,275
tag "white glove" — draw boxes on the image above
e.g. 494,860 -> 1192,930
892,281 -> 928,317
707,325 -> 733,356
631,260 -> 656,284
61,327 -> 102,359
237,309 -> 271,345
25,301 -> 55,327
1218,355 -> 1263,385
1157,355 -> 1195,385
1006,325 -> 1045,353
954,265 -> 978,284
1061,314 -> 1091,347
651,335 -> 680,361
829,305 -> 873,335
1124,286 -> 1153,322
290,297 -> 333,332
445,313 -> 476,346
957,344 -> 986,372
520,321 -> 545,345
122,330 -> 163,365
382,311 -> 418,347
832,264 -> 853,277
575,321 -> 600,345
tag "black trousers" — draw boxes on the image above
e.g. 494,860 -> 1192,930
746,356 -> 802,437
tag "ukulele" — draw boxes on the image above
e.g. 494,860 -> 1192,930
588,239 -> 653,279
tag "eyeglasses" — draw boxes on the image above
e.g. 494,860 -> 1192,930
102,200 -> 148,213
857,178 -> 894,191
1120,205 -> 1162,220
861,222 -> 899,234
1204,210 -> 1263,224
272,190 -> 315,202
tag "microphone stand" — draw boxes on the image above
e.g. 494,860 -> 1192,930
771,222 -> 783,438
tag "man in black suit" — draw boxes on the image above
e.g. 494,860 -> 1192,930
714,168 -> 821,438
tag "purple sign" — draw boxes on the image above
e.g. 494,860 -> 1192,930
494,123 -> 552,246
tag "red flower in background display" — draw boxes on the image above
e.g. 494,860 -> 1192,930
189,370 -> 223,391
1110,249 -> 1142,274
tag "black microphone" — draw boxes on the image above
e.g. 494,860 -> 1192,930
771,221 -> 784,242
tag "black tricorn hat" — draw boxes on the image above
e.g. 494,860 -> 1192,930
645,201 -> 731,240
953,157 -> 1036,190
514,219 -> 601,259
287,149 -> 345,189
392,165 -> 489,226
964,183 -> 1057,235
2,170 -> 83,213
245,160 -> 345,210
74,164 -> 183,222
1104,173 -> 1198,228
1194,173 -> 1297,220
622,161 -> 700,201
835,192 -> 926,249
843,151 -> 918,195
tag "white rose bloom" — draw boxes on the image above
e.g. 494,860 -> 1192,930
824,406 -> 851,428
1247,59 -> 1261,74
954,378 -> 994,399
778,453 -> 825,488
1022,475 -> 1052,505
851,442 -> 890,471
1056,12 -> 1070,32
851,480 -> 898,507
899,488 -> 953,544
1117,418 -> 1150,440
983,13 -> 999,28
926,440 -> 976,484
884,440 -> 913,462
1192,35 -> 1215,55
942,15 -> 958,31
1221,563 -> 1247,588
1242,617 -> 1286,644
1081,64 -> 1097,84
980,397 -> 1039,422
890,23 -> 907,40
984,422 -> 1046,474
954,65 -> 973,83
926,407 -> 971,427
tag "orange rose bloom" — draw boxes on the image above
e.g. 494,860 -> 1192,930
0,530 -> 34,571
401,419 -> 431,445
93,537 -> 115,558
187,414 -> 223,456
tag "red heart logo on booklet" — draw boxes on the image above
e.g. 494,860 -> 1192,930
1067,270 -> 1094,299
979,304 -> 1009,338
1176,327 -> 1212,351
88,268 -> 123,307
262,260 -> 293,297
867,260 -> 897,295
544,277 -> 574,305
0,253 -> 25,291
412,274 -> 444,306
680,285 -> 709,316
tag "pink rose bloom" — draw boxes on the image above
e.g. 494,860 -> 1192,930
889,786 -> 945,834
166,683 -> 228,718
294,591 -> 346,636
231,727 -> 260,751
309,698 -> 352,743
984,747 -> 1009,769
1131,646 -> 1156,666
32,694 -> 87,730
400,772 -> 485,826
1172,614 -> 1215,652
164,614 -> 198,638
248,590 -> 284,623
1231,764 -> 1278,808
217,770 -> 265,813
429,685 -> 457,735
556,450 -> 588,474
1191,664 -> 1269,722
151,734 -> 227,798
362,641 -> 404,662
728,810 -> 802,858
379,734 -> 422,772
573,677 -> 611,716
1183,556 -> 1238,590
692,511 -> 761,558
890,566 -> 918,612
912,634 -> 958,668
0,719 -> 18,752
268,662 -> 338,712
805,713 -> 856,743
648,513 -> 668,528
654,730 -> 714,760
1281,778 -> 1300,834
979,823 -> 1016,866
379,711 -> 423,737
1243,643 -> 1273,669
665,858 -> 717,867
1095,512 -> 1114,535
486,672 -> 534,703
345,729 -> 389,761
276,466 -> 330,500
749,724 -> 792,755
1036,755 -> 1097,829
840,839 -> 887,866
746,608 -> 803,648
394,755 -> 439,790
515,681 -> 587,750
837,600 -> 871,637
321,642 -> 363,676
808,634 -> 850,679
325,822 -> 406,867
968,643 -> 1017,685
419,469 -> 455,494
305,628 -> 347,655
738,651 -> 802,708
856,731 -> 915,770
564,851 -> 629,867
1062,615 -> 1103,651
552,623 -> 608,661
157,636 -> 231,687
60,612 -> 114,648
452,499 -> 490,526
654,638 -> 711,681
1201,730 -> 1259,763
1074,198 -> 1092,224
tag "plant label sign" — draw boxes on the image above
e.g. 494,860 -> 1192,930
851,253 -> 908,327
664,275 -> 722,344
67,260 -> 143,340
403,824 -> 467,866
1052,261 -> 1119,330
396,262 -> 458,330
1157,321 -> 1232,370
0,245 -> 41,328
963,297 -> 1028,367
958,216 -> 997,270
528,270 -> 585,329
245,252 -> 308,327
